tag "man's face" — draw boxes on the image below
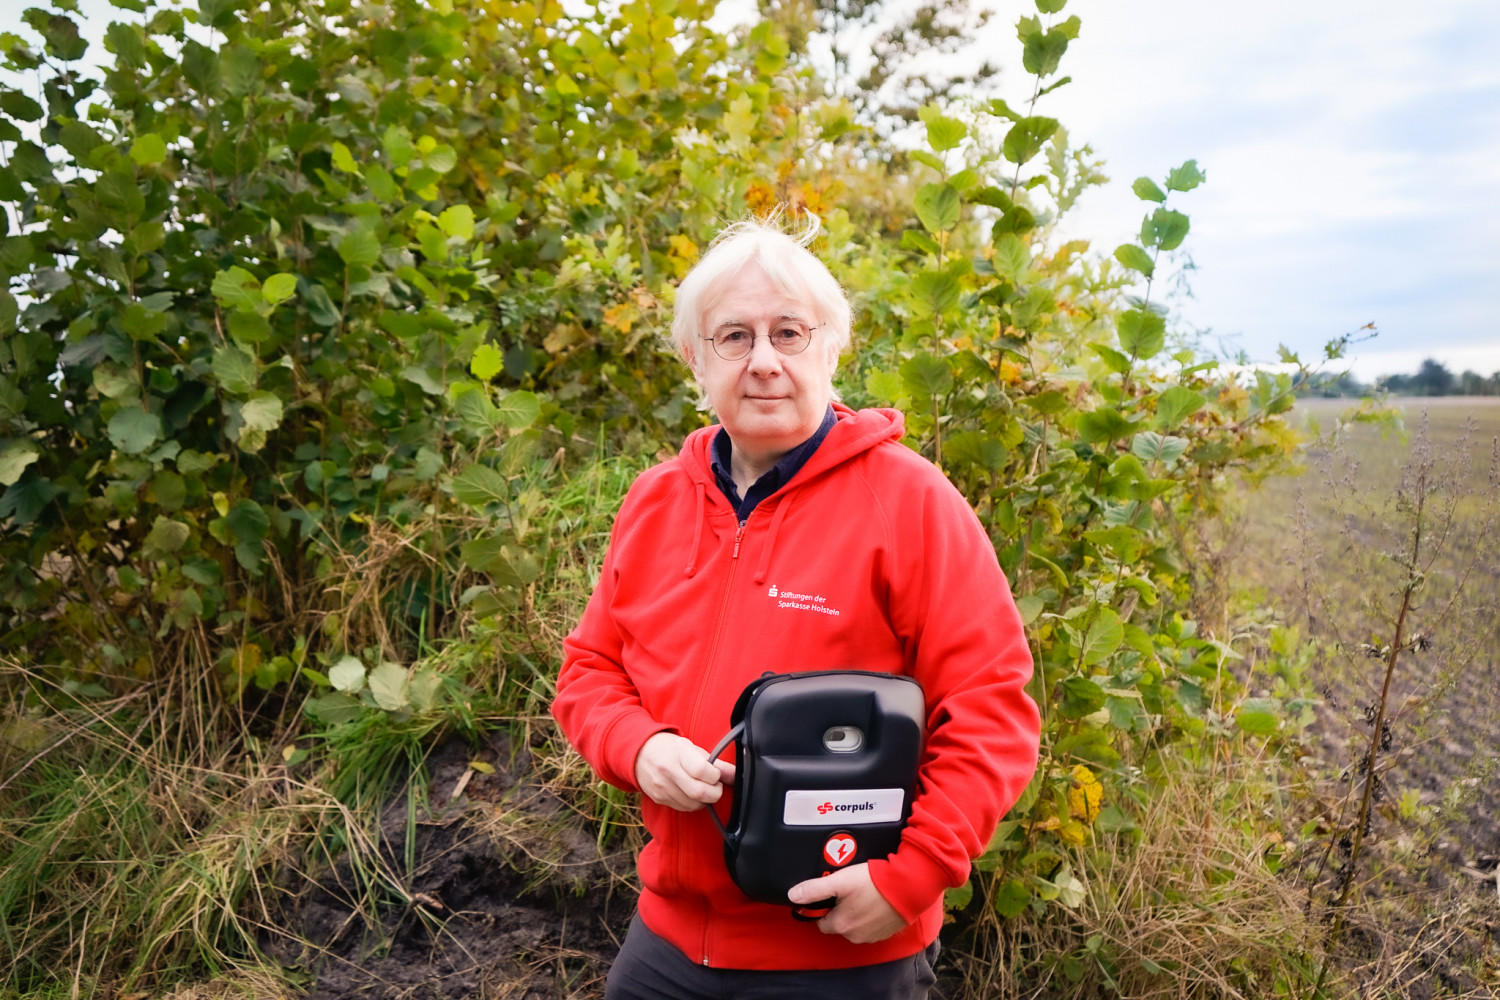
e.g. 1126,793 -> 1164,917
691,263 -> 837,461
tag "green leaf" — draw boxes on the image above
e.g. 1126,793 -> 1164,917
1165,159 -> 1206,193
220,44 -> 261,96
900,229 -> 940,256
991,233 -> 1032,282
1014,595 -> 1045,626
1076,407 -> 1135,445
900,353 -> 953,398
918,104 -> 966,152
402,365 -> 445,395
1055,872 -> 1087,909
211,266 -> 261,311
408,669 -> 443,713
1083,526 -> 1141,564
452,464 -> 509,508
913,182 -> 960,233
226,499 -> 269,543
1035,0 -> 1067,11
1144,208 -> 1190,252
908,150 -> 945,173
1113,243 -> 1154,278
143,515 -> 190,557
1083,607 -> 1124,665
305,693 -> 362,726
212,346 -> 257,394
121,303 -> 168,341
470,344 -> 503,381
1156,386 -> 1206,429
107,408 -> 161,454
1002,116 -> 1059,165
1130,431 -> 1188,465
261,272 -> 298,305
0,440 -> 39,486
369,662 -> 409,711
1117,309 -> 1166,360
330,141 -> 359,173
992,878 -> 1030,918
1131,177 -> 1166,203
1022,26 -> 1070,77
494,390 -> 540,430
865,369 -> 905,404
240,392 -> 283,432
128,133 -> 167,166
329,655 -> 366,693
910,271 -> 961,317
1090,343 -> 1132,375
1235,698 -> 1280,736
1059,675 -> 1108,719
0,91 -> 44,122
944,880 -> 974,911
93,363 -> 137,400
337,229 -> 381,268
438,204 -> 475,239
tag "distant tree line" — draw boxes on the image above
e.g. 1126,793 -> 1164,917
1296,359 -> 1500,397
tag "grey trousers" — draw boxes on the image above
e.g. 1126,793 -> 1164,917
604,913 -> 940,1000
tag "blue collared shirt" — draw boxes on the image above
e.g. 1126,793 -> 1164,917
710,405 -> 837,522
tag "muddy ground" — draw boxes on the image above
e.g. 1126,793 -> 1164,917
264,733 -> 638,1000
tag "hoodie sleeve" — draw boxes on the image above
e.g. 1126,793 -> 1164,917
552,498 -> 675,793
863,457 -> 1041,924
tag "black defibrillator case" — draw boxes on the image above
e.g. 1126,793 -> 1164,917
707,671 -> 925,909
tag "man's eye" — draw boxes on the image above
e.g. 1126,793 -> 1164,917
720,330 -> 748,343
774,327 -> 804,341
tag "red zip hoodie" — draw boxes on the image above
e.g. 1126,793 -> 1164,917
553,404 -> 1039,970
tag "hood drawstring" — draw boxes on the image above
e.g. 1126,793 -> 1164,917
752,492 -> 793,585
684,481 -> 706,577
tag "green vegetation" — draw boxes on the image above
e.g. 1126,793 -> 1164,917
6,0 -> 1491,996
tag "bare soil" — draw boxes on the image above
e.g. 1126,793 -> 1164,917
266,733 -> 638,999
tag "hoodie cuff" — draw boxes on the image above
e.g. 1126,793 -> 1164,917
866,845 -> 959,925
601,710 -> 676,792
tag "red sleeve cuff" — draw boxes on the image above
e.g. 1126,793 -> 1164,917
599,710 -> 675,791
866,844 -> 960,925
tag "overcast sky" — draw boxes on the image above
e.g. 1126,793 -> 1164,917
5,0 -> 1497,381
985,0 -> 1500,381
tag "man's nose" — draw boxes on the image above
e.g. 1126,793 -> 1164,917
745,332 -> 784,374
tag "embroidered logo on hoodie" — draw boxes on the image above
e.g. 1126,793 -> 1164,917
766,584 -> 840,617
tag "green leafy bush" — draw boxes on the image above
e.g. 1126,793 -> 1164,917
1,0 -> 1348,994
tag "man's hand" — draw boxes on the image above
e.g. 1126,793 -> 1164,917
787,864 -> 908,944
634,732 -> 735,811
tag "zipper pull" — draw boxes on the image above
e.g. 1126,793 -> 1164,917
732,520 -> 746,559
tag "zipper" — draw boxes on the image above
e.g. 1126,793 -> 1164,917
684,515 -> 749,970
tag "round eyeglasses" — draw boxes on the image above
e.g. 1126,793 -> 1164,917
701,322 -> 818,362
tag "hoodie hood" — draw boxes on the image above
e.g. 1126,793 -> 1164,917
675,404 -> 905,578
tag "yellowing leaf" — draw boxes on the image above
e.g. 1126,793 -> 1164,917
602,302 -> 638,333
468,760 -> 496,774
1067,764 -> 1103,823
1056,819 -> 1090,846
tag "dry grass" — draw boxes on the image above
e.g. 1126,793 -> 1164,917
946,740 -> 1331,999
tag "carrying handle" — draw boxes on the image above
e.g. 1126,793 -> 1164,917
706,719 -> 836,918
703,722 -> 743,843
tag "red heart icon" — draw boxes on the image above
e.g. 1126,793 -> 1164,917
823,834 -> 857,867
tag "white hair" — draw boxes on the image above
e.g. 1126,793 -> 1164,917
669,213 -> 853,379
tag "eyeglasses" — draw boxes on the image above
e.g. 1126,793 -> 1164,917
701,322 -> 818,362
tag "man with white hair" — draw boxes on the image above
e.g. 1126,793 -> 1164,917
552,216 -> 1040,999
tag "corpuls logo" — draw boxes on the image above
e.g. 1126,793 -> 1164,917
767,584 -> 778,597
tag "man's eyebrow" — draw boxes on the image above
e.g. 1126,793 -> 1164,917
710,313 -> 809,331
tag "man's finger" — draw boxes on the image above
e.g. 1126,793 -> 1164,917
787,871 -> 841,905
